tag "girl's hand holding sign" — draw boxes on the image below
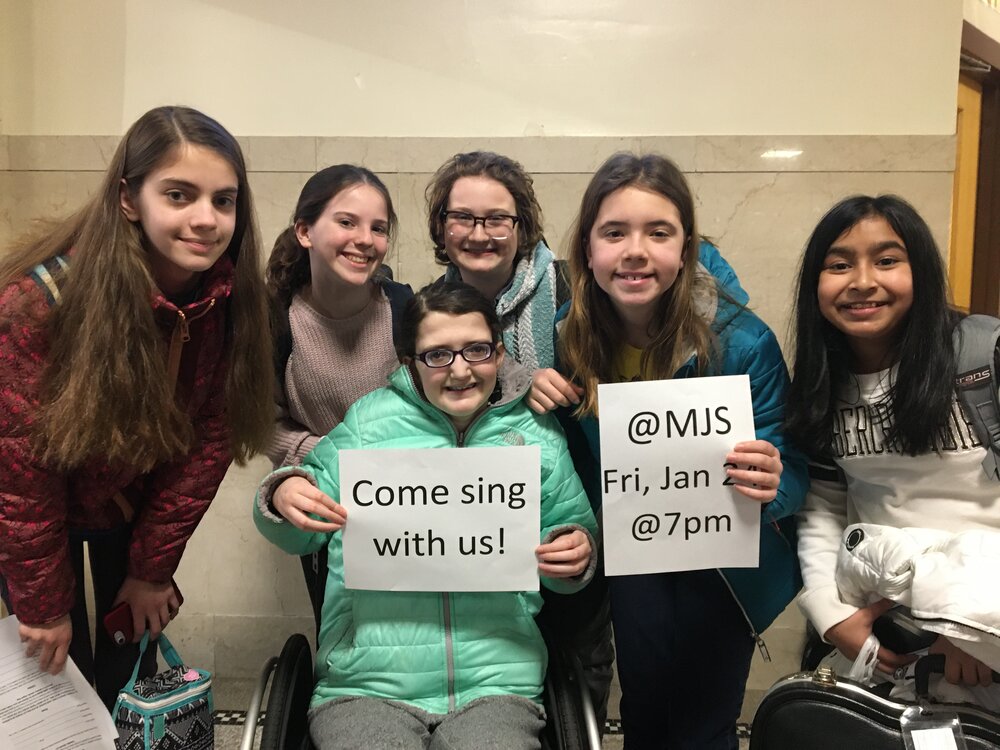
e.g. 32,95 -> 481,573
536,530 -> 591,579
273,476 -> 347,533
725,439 -> 784,503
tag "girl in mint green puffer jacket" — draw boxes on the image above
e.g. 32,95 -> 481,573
254,281 -> 597,750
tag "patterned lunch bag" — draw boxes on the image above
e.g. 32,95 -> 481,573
113,632 -> 214,750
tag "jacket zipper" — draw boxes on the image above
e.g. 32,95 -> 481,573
442,592 -> 456,711
716,569 -> 770,662
442,409 -> 490,707
403,365 -> 498,709
711,505 -> 792,662
165,299 -> 215,391
673,358 -> 771,659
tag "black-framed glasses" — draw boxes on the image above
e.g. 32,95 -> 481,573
414,342 -> 497,368
441,210 -> 520,240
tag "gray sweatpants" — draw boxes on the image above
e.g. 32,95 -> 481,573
308,694 -> 546,750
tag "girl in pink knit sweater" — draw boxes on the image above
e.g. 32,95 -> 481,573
264,165 -> 413,631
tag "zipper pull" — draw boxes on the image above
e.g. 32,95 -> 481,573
177,309 -> 190,342
756,635 -> 771,662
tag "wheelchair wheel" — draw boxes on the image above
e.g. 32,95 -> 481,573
542,644 -> 588,750
260,633 -> 314,750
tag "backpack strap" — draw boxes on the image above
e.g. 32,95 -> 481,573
271,295 -> 294,389
27,254 -> 71,305
953,314 -> 1000,481
382,279 -> 414,349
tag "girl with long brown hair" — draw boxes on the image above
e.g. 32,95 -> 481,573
529,152 -> 807,749
0,105 -> 273,707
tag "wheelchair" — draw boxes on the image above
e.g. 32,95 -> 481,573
240,620 -> 602,750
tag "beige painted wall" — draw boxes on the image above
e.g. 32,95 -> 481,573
966,0 -> 1000,43
2,0 -> 962,136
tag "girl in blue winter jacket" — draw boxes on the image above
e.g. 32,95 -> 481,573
254,280 -> 598,750
529,152 -> 808,750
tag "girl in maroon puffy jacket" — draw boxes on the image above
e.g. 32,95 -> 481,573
0,106 -> 273,707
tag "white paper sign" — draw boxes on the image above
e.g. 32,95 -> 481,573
598,374 -> 760,576
340,446 -> 541,592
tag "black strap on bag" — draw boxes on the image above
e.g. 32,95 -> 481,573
953,315 -> 1000,482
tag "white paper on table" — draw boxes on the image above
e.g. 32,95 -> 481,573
598,374 -> 760,576
0,616 -> 118,749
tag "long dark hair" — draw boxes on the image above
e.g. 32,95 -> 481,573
559,152 -> 716,417
266,164 -> 397,309
786,194 -> 958,457
1,105 -> 272,469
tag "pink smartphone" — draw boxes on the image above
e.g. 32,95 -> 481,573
103,579 -> 183,646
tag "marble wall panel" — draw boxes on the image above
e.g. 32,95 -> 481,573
246,171 -> 316,266
689,170 -> 953,342
692,134 -> 956,173
315,137 -> 405,174
0,171 -> 104,252
174,457 -> 313,617
239,137 -> 317,174
532,172 -> 595,258
391,172 -> 441,285
6,136 -> 121,172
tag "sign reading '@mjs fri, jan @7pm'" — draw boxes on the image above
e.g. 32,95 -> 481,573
598,374 -> 759,576
339,446 -> 541,592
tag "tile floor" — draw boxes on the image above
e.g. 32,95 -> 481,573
210,668 -> 762,749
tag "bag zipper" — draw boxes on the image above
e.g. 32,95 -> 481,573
121,675 -> 211,711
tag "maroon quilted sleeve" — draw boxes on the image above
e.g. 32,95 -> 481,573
0,281 -> 75,624
126,352 -> 234,583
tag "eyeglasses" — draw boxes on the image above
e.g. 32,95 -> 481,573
414,342 -> 497,368
442,211 -> 520,240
